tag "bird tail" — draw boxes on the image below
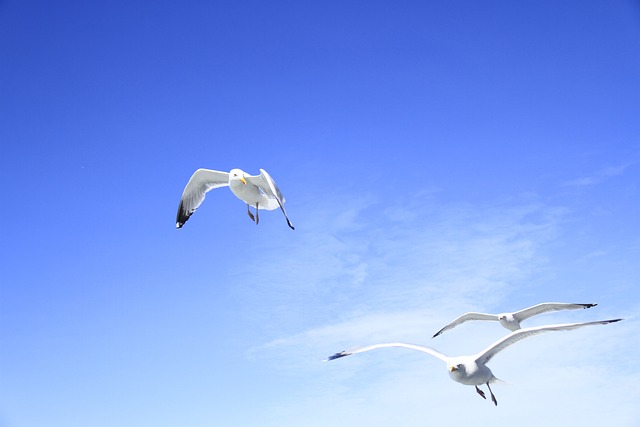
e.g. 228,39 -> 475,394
490,376 -> 509,385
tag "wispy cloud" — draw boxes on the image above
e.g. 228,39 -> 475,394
243,198 -> 532,351
232,191 -> 639,426
562,163 -> 634,187
236,194 -> 563,341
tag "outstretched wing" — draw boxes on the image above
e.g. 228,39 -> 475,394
475,319 -> 622,365
326,342 -> 449,363
246,169 -> 294,230
432,312 -> 500,338
176,169 -> 229,229
513,302 -> 597,322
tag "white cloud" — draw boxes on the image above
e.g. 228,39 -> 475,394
255,315 -> 640,427
561,163 -> 633,187
229,191 -> 639,426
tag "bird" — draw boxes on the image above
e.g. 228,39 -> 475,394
326,318 -> 621,406
176,168 -> 295,230
432,302 -> 598,338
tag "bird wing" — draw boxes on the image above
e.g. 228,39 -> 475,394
432,312 -> 500,338
246,169 -> 294,230
326,342 -> 449,363
475,318 -> 622,365
513,302 -> 597,322
176,169 -> 229,229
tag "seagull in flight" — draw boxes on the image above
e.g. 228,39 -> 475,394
326,318 -> 621,406
176,168 -> 294,230
432,302 -> 597,338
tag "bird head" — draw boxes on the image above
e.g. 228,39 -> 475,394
448,362 -> 467,381
230,169 -> 247,185
448,363 -> 464,373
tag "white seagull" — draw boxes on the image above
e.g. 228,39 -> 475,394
176,168 -> 294,230
432,302 -> 597,338
326,318 -> 621,406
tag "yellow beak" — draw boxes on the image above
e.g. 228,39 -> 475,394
449,366 -> 458,372
239,177 -> 247,185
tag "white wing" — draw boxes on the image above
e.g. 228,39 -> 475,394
326,342 -> 449,363
513,302 -> 597,322
246,169 -> 294,230
475,319 -> 622,365
432,312 -> 500,338
176,169 -> 229,229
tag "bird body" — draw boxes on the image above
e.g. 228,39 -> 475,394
327,319 -> 622,406
448,357 -> 495,386
176,168 -> 294,229
433,302 -> 597,338
227,170 -> 280,210
497,313 -> 520,331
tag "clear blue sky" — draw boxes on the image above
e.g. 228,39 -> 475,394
1,1 -> 639,426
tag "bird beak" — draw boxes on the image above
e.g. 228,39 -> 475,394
449,366 -> 458,372
239,177 -> 247,185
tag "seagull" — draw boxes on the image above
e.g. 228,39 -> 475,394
176,168 -> 295,230
432,302 -> 598,338
326,318 -> 621,406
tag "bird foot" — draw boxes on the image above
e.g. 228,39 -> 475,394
247,210 -> 255,222
486,382 -> 498,406
251,203 -> 259,225
475,386 -> 486,399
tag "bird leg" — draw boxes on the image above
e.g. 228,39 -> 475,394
255,202 -> 259,225
475,386 -> 486,400
247,204 -> 256,222
486,382 -> 498,406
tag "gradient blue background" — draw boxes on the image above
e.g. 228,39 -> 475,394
1,1 -> 639,426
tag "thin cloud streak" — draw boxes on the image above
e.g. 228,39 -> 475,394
562,163 -> 634,187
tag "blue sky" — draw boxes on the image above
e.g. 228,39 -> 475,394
1,1 -> 639,426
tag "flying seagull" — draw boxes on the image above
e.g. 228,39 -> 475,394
176,168 -> 294,230
432,302 -> 597,338
326,318 -> 621,406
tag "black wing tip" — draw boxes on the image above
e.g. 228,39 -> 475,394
176,214 -> 189,229
605,318 -> 623,324
175,202 -> 193,229
432,330 -> 443,339
326,351 -> 351,361
581,303 -> 598,308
